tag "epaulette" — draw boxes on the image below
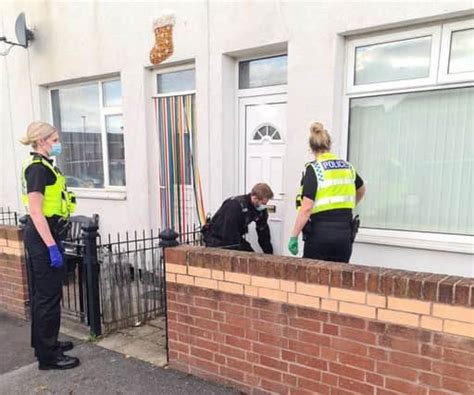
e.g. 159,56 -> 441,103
230,195 -> 248,213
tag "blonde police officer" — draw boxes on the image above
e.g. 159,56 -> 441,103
288,122 -> 366,263
20,121 -> 79,370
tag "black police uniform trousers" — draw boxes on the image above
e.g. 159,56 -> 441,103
24,223 -> 63,363
303,220 -> 353,263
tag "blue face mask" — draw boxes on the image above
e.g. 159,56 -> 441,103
50,142 -> 62,156
255,205 -> 267,212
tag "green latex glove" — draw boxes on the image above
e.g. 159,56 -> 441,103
288,236 -> 298,255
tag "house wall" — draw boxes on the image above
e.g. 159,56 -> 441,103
1,1 -> 472,274
165,245 -> 474,394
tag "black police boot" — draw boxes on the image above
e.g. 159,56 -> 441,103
38,355 -> 80,370
58,340 -> 74,352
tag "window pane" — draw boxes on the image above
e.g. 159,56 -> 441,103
355,36 -> 431,85
349,87 -> 473,235
157,69 -> 195,94
239,55 -> 287,89
449,28 -> 474,74
52,84 -> 104,188
106,115 -> 126,186
102,79 -> 122,106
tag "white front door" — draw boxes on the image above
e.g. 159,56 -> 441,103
239,94 -> 287,254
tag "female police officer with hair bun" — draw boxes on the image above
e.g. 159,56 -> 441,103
288,122 -> 366,263
20,121 -> 80,370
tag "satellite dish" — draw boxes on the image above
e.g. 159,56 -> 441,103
15,13 -> 34,48
0,12 -> 34,55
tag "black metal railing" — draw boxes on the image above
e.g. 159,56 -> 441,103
58,218 -> 205,336
0,207 -> 19,226
93,224 -> 203,334
97,228 -> 164,333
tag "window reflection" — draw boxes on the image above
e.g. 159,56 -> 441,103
239,55 -> 287,89
355,36 -> 431,85
52,84 -> 105,188
106,115 -> 126,186
103,80 -> 122,107
157,69 -> 195,94
449,29 -> 474,74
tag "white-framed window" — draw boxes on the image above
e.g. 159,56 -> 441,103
346,26 -> 441,93
345,19 -> 474,253
50,77 -> 125,190
155,65 -> 195,96
439,19 -> 474,84
238,54 -> 288,89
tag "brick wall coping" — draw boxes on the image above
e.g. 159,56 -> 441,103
0,225 -> 23,259
165,246 -> 474,308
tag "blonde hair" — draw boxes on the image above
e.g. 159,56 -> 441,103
20,121 -> 56,147
251,183 -> 274,200
309,122 -> 331,153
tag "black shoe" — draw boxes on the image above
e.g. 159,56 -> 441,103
58,341 -> 74,352
38,355 -> 80,370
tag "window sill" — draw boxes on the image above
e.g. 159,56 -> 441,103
70,188 -> 127,201
356,228 -> 474,254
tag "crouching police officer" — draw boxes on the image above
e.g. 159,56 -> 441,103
20,121 -> 80,370
202,183 -> 274,254
288,122 -> 366,262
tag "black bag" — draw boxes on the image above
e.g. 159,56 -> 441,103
351,215 -> 360,243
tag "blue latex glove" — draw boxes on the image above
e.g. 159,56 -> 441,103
288,236 -> 298,255
48,244 -> 63,268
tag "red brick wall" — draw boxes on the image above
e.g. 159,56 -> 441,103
0,226 -> 29,319
166,246 -> 474,395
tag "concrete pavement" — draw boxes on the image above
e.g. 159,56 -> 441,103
0,312 -> 239,395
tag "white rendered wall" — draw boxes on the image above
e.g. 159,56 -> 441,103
1,1 -> 472,274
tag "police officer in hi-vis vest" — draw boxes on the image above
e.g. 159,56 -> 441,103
20,121 -> 80,370
288,122 -> 366,263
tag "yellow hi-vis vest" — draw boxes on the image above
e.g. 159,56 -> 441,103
21,155 -> 76,219
296,152 -> 356,214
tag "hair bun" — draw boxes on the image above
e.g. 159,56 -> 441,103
310,122 -> 325,134
19,121 -> 56,147
19,136 -> 31,145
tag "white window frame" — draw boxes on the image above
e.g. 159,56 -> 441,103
49,77 -> 126,200
344,21 -> 474,254
346,26 -> 441,94
153,64 -> 196,98
438,19 -> 474,84
235,54 -> 288,195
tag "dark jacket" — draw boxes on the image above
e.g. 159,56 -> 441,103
203,194 -> 273,254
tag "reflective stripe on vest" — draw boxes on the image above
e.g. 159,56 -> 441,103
314,195 -> 355,208
310,152 -> 356,214
21,155 -> 76,218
